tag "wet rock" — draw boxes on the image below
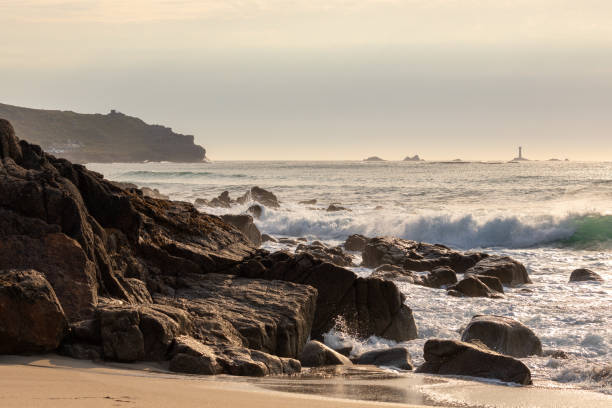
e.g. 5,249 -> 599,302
262,234 -> 278,243
296,243 -> 354,267
344,234 -> 370,252
422,267 -> 457,288
0,269 -> 68,354
298,199 -> 317,205
362,237 -> 486,272
221,214 -> 262,247
461,315 -> 542,357
278,238 -> 299,245
416,339 -> 532,385
196,191 -> 232,208
168,335 -> 223,375
237,187 -> 280,208
354,346 -> 414,370
469,275 -> 504,293
569,268 -> 603,282
300,340 -> 352,367
327,204 -> 351,212
465,256 -> 531,286
447,276 -> 502,298
247,204 -> 263,219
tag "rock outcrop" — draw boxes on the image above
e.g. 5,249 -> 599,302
447,276 -> 503,298
461,315 -> 542,358
299,340 -> 352,367
0,269 -> 68,354
231,251 -> 418,342
0,103 -> 206,163
569,268 -> 603,282
237,186 -> 280,208
416,339 -> 532,385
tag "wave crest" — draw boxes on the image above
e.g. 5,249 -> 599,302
256,210 -> 612,250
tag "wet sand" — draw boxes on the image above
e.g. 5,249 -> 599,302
1,355 -> 610,408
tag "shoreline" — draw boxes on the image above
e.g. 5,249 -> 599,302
1,355 -> 610,408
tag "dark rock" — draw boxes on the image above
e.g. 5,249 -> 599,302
262,234 -> 278,243
422,267 -> 457,288
232,252 -> 418,342
466,256 -> 531,286
362,237 -> 487,272
299,340 -> 352,367
198,191 -> 232,208
0,269 -> 68,354
168,335 -> 223,375
298,199 -> 317,205
416,339 -> 532,385
237,187 -> 280,209
278,238 -> 299,245
221,214 -> 262,247
447,276 -> 502,298
140,187 -> 169,200
354,346 -> 414,370
371,264 -> 416,284
569,268 -> 603,282
327,204 -> 351,212
461,315 -> 542,357
344,234 -> 370,252
296,243 -> 354,267
247,204 -> 263,219
470,275 -> 504,293
363,156 -> 385,161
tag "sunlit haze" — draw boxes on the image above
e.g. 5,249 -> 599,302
1,1 -> 611,160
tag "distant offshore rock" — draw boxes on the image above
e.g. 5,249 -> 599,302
403,155 -> 423,161
363,156 -> 385,162
0,102 -> 207,163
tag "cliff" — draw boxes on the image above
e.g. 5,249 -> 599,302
0,103 -> 206,163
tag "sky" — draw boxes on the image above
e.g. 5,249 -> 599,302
1,1 -> 611,160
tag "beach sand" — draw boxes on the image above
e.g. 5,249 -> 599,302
1,355 -> 610,408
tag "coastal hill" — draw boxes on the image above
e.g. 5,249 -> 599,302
0,102 -> 206,163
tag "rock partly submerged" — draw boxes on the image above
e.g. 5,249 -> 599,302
569,268 -> 603,282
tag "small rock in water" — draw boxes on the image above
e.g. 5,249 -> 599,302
447,276 -> 503,298
327,204 -> 351,212
299,199 -> 317,205
569,268 -> 603,282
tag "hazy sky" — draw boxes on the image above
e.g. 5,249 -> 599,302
1,1 -> 611,160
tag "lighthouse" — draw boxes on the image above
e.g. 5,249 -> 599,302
518,146 -> 523,160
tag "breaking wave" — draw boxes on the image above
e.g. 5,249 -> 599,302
256,210 -> 612,250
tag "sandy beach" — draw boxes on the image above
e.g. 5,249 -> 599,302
1,355 -> 610,408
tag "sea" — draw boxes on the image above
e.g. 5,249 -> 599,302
87,160 -> 612,395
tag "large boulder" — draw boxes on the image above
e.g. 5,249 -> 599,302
361,237 -> 486,272
461,315 -> 542,357
416,339 -> 532,385
0,269 -> 68,354
233,251 -> 418,342
299,340 -> 352,367
354,346 -> 414,370
465,256 -> 531,286
569,268 -> 603,282
421,267 -> 458,288
221,214 -> 262,247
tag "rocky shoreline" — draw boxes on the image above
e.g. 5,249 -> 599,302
1,118 -> 597,386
